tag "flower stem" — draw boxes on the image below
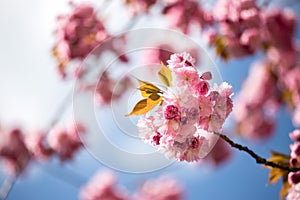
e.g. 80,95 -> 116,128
214,132 -> 300,172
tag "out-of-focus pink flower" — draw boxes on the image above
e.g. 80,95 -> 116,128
163,0 -> 213,33
287,183 -> 300,200
47,122 -> 86,161
293,106 -> 300,127
212,0 -> 262,59
95,72 -> 132,106
0,129 -> 31,175
133,176 -> 184,200
262,8 -> 297,51
53,3 -> 109,77
203,137 -> 232,167
79,170 -> 129,200
25,131 -> 54,161
236,109 -> 275,141
290,130 -> 300,142
125,0 -> 157,15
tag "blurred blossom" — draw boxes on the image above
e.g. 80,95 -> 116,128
47,122 -> 86,161
211,0 -> 262,59
53,3 -> 109,78
163,0 -> 213,34
25,131 -> 54,161
125,0 -> 157,15
262,8 -> 297,52
0,128 -> 31,176
80,170 -> 129,200
133,176 -> 184,200
94,72 -> 132,106
233,61 -> 279,141
203,137 -> 232,167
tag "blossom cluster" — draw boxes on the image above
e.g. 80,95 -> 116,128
80,170 -> 184,200
0,122 -> 85,176
287,130 -> 300,199
53,3 -> 109,78
137,52 -> 233,162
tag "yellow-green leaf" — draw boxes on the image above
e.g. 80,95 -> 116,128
267,154 -> 289,166
268,168 -> 285,184
126,94 -> 162,116
158,62 -> 172,87
280,180 -> 291,200
126,99 -> 148,116
138,80 -> 161,98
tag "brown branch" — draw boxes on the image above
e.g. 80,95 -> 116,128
214,132 -> 300,172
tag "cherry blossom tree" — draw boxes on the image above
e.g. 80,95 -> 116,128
1,0 -> 300,199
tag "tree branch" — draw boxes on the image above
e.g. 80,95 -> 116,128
214,132 -> 300,172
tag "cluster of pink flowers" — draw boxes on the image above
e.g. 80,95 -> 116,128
133,175 -> 184,200
233,61 -> 278,140
287,130 -> 300,199
210,0 -> 262,58
233,7 -> 299,140
0,122 -> 85,175
162,0 -> 213,34
137,52 -> 233,162
80,170 -> 129,200
53,3 -> 110,78
80,170 -> 184,200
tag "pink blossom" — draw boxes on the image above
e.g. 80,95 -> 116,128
53,3 -> 116,78
167,52 -> 195,69
291,142 -> 300,158
136,52 -> 233,162
162,0 -> 212,33
289,171 -> 300,185
25,131 -> 54,161
80,170 -> 128,200
47,123 -> 85,161
290,128 -> 300,140
287,183 -> 300,200
125,0 -> 157,15
200,71 -> 212,81
164,105 -> 181,120
262,8 -> 297,51
134,176 -> 184,200
174,66 -> 199,87
212,0 -> 262,59
235,110 -> 275,141
204,137 -> 232,166
95,72 -> 132,106
293,107 -> 300,127
0,128 -> 31,175
179,135 -> 209,162
194,80 -> 210,96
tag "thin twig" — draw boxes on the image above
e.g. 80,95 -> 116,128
0,177 -> 16,200
214,132 -> 300,172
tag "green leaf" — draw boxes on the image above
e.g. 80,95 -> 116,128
138,80 -> 161,98
158,62 -> 172,87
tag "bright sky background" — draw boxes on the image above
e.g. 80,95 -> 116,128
0,0 -> 300,199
